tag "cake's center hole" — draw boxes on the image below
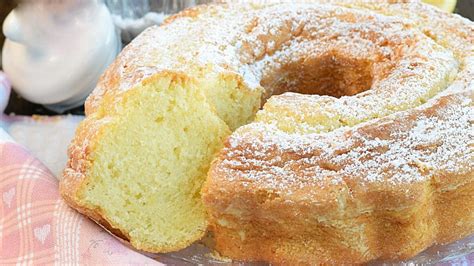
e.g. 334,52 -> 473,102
264,52 -> 374,98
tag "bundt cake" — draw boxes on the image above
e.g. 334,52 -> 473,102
60,0 -> 473,263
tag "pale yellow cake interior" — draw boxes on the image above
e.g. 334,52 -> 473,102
75,73 -> 259,251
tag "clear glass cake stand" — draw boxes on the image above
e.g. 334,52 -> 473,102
149,234 -> 474,265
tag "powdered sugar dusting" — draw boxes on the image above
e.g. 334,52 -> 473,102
193,3 -> 474,194
221,90 -> 473,193
86,2 -> 473,193
89,3 -> 460,112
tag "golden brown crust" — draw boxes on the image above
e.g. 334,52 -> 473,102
206,179 -> 473,265
61,1 -> 473,262
202,1 -> 474,264
203,91 -> 473,264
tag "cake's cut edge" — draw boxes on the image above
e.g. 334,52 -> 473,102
60,71 -> 232,252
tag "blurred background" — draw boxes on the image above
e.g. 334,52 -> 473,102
0,0 -> 473,116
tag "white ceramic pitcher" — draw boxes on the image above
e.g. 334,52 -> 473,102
2,0 -> 121,112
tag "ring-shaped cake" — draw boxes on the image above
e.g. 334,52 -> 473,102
60,1 -> 473,263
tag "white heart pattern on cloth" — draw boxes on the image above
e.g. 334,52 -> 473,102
2,187 -> 15,208
34,224 -> 51,245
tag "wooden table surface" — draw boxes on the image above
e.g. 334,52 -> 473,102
1,0 -> 473,116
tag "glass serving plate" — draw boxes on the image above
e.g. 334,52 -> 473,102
149,234 -> 474,265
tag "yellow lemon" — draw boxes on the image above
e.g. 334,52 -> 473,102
422,0 -> 457,12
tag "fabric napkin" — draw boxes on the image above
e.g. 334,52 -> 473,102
0,133 -> 160,265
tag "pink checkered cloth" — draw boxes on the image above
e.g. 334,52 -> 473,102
0,140 -> 160,265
